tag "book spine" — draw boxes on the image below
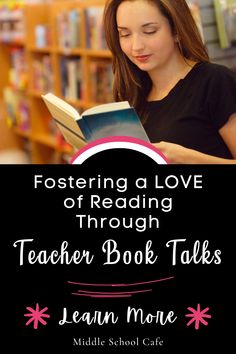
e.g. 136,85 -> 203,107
76,118 -> 93,142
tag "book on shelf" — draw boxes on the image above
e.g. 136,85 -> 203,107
41,93 -> 149,149
85,6 -> 107,50
90,59 -> 113,103
214,0 -> 236,49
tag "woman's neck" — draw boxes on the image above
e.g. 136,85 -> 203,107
148,56 -> 197,101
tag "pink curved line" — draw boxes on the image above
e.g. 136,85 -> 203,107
78,289 -> 152,295
70,136 -> 169,164
71,292 -> 131,298
68,276 -> 174,287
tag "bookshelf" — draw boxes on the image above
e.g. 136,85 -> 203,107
0,0 -> 112,163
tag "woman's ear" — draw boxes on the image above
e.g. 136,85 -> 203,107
174,34 -> 180,43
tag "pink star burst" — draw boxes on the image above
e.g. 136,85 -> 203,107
185,304 -> 211,330
24,303 -> 50,329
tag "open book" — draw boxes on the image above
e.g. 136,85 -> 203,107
41,93 -> 149,149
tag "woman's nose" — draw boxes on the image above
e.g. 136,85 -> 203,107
131,34 -> 145,52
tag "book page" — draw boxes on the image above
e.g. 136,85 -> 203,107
83,101 -> 130,116
42,93 -> 81,121
42,93 -> 85,148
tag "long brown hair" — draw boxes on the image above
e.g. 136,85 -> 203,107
103,0 -> 209,119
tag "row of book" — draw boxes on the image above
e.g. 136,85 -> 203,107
4,45 -> 113,102
85,7 -> 107,50
0,2 -> 24,42
214,0 -> 236,49
56,6 -> 108,50
56,9 -> 81,49
3,86 -> 30,131
32,55 -> 54,93
8,46 -> 28,91
90,59 -> 113,103
0,3 -> 108,50
188,0 -> 236,50
60,57 -> 112,102
60,57 -> 84,101
3,85 -> 71,162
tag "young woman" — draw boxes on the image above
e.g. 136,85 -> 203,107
103,0 -> 236,163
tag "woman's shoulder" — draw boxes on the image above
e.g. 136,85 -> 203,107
196,62 -> 236,81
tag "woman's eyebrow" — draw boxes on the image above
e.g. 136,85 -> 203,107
142,22 -> 158,27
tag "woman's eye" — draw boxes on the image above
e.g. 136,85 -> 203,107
119,33 -> 130,38
144,30 -> 157,35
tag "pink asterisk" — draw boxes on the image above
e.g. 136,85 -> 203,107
24,303 -> 50,329
185,304 -> 211,330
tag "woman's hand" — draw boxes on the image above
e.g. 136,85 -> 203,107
153,141 -> 236,164
154,141 -> 193,164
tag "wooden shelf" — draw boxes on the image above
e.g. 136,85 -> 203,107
27,46 -> 53,53
85,49 -> 112,58
0,0 -> 112,163
13,127 -> 32,139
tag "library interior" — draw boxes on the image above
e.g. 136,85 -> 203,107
0,0 -> 235,163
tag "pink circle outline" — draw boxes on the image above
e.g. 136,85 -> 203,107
70,136 -> 169,164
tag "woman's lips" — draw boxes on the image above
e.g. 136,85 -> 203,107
134,54 -> 152,62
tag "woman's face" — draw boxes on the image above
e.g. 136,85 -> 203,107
116,0 -> 179,73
